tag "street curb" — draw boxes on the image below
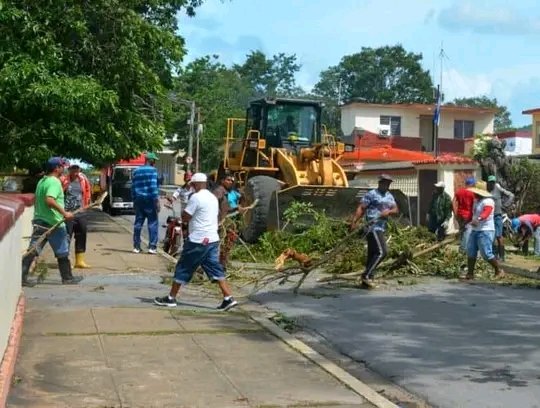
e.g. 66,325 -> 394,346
248,313 -> 399,408
501,262 -> 540,280
106,211 -> 398,407
0,294 -> 25,408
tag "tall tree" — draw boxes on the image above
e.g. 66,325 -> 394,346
450,96 -> 512,132
0,0 -> 202,168
171,56 -> 251,171
234,51 -> 303,97
312,45 -> 433,138
313,45 -> 434,105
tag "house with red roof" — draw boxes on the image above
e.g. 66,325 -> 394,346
340,101 -> 496,154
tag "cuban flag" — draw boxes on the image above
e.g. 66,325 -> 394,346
433,86 -> 441,127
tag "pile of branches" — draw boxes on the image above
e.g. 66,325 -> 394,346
231,202 -> 491,292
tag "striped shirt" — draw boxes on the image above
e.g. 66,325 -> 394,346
131,165 -> 158,200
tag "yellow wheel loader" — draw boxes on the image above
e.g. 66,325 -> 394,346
219,97 -> 362,243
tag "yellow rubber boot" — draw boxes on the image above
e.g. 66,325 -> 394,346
74,253 -> 91,269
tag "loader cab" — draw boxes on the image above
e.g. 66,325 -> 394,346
246,98 -> 322,150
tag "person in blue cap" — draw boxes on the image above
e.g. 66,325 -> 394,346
453,177 -> 476,253
512,214 -> 540,256
21,157 -> 84,286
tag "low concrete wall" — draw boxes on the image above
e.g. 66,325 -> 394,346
0,193 -> 33,404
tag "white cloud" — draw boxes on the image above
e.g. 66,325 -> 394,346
438,2 -> 540,35
441,68 -> 492,101
439,66 -> 540,126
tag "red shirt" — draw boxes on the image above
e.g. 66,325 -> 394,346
519,214 -> 540,230
454,188 -> 475,222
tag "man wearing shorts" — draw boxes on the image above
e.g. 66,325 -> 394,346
154,173 -> 238,310
462,187 -> 505,280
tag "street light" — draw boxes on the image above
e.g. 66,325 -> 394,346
169,94 -> 196,171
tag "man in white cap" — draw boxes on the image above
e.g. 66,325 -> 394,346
427,181 -> 452,241
462,187 -> 505,280
154,173 -> 238,310
350,174 -> 398,288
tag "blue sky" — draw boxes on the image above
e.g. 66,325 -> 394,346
178,0 -> 540,126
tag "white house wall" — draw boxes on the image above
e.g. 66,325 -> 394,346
504,137 -> 532,156
341,105 -> 495,139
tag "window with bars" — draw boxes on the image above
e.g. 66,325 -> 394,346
380,115 -> 401,136
454,120 -> 475,139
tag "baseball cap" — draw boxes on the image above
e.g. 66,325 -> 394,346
511,218 -> 521,232
434,181 -> 445,188
487,175 -> 497,182
45,157 -> 67,171
145,152 -> 159,161
190,173 -> 207,183
465,177 -> 476,186
378,174 -> 393,182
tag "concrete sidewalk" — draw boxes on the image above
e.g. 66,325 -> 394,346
9,211 -> 373,408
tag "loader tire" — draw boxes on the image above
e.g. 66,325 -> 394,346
241,176 -> 281,243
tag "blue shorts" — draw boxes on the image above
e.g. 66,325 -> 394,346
494,214 -> 503,238
467,230 -> 496,261
29,219 -> 70,258
173,240 -> 225,285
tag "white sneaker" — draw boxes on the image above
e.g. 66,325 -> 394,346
133,248 -> 141,254
148,248 -> 157,255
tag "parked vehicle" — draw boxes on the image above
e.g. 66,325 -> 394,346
162,203 -> 186,256
100,155 -> 145,215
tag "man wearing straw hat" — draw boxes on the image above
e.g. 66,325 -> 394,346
462,186 -> 505,280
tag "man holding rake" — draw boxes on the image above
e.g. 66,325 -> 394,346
21,157 -> 84,287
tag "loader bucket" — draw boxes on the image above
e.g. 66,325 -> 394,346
266,185 -> 364,231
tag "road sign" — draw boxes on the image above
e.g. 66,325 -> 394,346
185,156 -> 193,164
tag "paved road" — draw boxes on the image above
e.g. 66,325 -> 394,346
10,211 -> 372,408
251,279 -> 540,408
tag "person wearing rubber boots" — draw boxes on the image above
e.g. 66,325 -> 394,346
21,157 -> 84,287
350,174 -> 398,289
61,164 -> 92,268
461,187 -> 505,281
154,173 -> 238,310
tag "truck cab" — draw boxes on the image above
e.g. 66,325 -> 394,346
101,155 -> 146,215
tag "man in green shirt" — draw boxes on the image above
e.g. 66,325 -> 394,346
21,157 -> 83,287
427,181 -> 453,241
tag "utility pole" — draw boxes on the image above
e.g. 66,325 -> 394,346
195,109 -> 202,173
187,100 -> 195,172
169,93 -> 196,172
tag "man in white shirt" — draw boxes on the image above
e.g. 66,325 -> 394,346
154,173 -> 238,310
462,187 -> 505,280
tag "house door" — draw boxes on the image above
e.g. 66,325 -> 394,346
418,169 -> 438,226
419,115 -> 433,152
